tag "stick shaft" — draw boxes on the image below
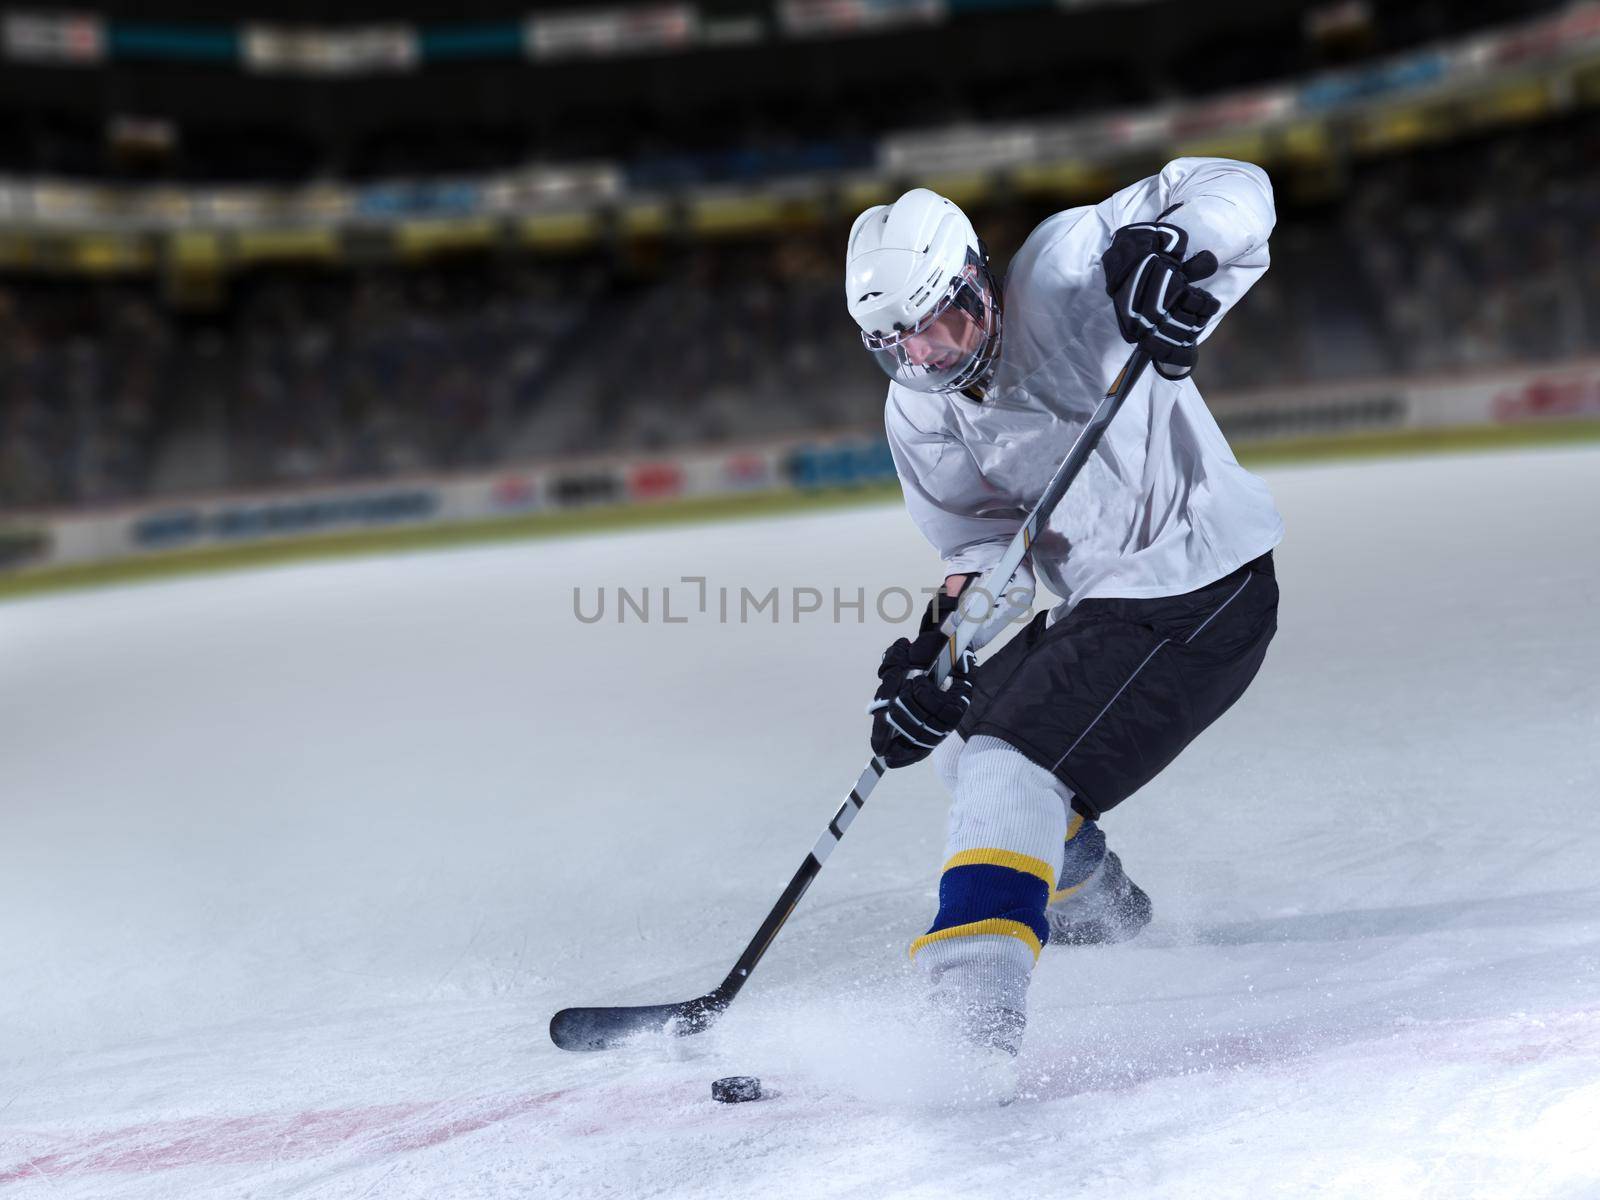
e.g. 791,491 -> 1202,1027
928,349 -> 1152,684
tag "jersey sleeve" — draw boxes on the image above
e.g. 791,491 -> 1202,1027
1148,157 -> 1276,332
884,389 -> 1023,578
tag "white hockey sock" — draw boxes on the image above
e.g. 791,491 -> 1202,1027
910,735 -> 1072,1021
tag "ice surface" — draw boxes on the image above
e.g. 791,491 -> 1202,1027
2,446 -> 1599,1198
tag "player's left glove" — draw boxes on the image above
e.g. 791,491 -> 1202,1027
868,592 -> 977,769
1102,221 -> 1221,381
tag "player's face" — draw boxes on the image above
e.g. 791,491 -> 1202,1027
901,301 -> 985,372
861,264 -> 1000,394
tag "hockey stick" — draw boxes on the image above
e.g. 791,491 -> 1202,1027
549,347 -> 1152,1051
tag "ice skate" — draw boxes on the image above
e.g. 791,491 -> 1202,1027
965,1042 -> 1022,1106
929,996 -> 1024,1105
1046,851 -> 1152,946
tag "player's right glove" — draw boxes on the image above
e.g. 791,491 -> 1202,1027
868,593 -> 977,769
1101,221 -> 1221,381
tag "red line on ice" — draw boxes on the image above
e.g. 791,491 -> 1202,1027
0,1088 -> 573,1184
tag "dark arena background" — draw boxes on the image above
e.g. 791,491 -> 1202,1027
3,3 -> 1598,1197
3,0 -> 1598,563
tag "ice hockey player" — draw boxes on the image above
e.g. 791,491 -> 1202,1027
846,158 -> 1283,1095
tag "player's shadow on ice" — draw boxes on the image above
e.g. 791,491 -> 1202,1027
1158,888 -> 1593,948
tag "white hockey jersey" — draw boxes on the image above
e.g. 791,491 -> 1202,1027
884,157 -> 1285,616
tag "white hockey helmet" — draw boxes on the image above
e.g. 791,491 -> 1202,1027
845,187 -> 1001,394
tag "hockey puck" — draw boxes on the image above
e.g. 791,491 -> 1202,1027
711,1075 -> 763,1104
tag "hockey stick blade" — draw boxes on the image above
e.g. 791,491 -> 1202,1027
549,990 -> 728,1052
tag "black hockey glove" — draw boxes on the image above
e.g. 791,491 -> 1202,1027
868,592 -> 977,769
1101,221 -> 1221,381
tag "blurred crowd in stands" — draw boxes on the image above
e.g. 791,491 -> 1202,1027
3,117 -> 1599,510
0,0 -> 1548,185
0,263 -> 611,506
